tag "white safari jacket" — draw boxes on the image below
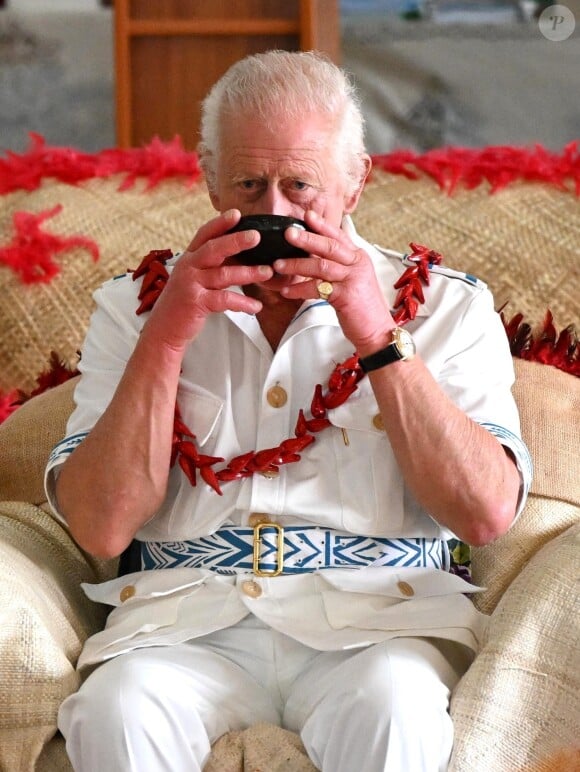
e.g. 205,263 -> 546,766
46,218 -> 531,670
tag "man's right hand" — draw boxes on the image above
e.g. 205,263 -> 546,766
143,209 -> 273,351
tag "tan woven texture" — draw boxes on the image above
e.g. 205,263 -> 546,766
35,736 -> 71,772
449,522 -> 580,772
205,723 -> 318,772
0,376 -> 77,504
355,172 -> 580,327
0,176 -> 214,393
471,358 -> 580,614
1,171 -> 579,393
0,501 -> 114,772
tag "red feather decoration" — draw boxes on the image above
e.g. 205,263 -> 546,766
1,134 -> 578,196
501,308 -> 579,377
0,205 -> 99,283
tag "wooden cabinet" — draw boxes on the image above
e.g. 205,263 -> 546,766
114,0 -> 340,149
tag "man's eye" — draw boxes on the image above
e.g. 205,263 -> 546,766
240,180 -> 257,190
292,181 -> 309,191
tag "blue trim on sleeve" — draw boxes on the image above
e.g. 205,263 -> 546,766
47,431 -> 89,467
478,421 -> 533,517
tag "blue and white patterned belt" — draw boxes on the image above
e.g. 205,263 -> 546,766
140,521 -> 450,576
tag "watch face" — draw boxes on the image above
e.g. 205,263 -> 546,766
393,328 -> 416,360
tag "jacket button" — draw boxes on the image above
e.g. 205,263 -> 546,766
372,413 -> 385,431
267,385 -> 288,408
397,580 -> 415,597
241,580 -> 262,598
119,585 -> 136,603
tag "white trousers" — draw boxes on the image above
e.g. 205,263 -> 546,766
58,615 -> 465,772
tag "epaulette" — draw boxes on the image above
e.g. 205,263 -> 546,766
374,244 -> 487,291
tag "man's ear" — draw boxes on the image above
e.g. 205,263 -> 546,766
344,154 -> 372,214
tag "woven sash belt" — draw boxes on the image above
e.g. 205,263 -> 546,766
140,523 -> 450,576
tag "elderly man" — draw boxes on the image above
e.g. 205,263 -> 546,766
46,50 -> 531,771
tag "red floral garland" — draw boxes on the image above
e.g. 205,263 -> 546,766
131,243 -> 442,494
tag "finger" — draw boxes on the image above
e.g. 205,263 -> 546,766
303,210 -> 354,252
184,209 -> 241,253
170,254 -> 273,296
205,288 -> 265,316
183,224 -> 262,270
199,263 -> 274,290
280,278 -> 334,303
305,209 -> 348,241
283,222 -> 355,269
273,252 -> 350,283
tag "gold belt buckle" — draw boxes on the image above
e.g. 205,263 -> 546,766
253,521 -> 284,577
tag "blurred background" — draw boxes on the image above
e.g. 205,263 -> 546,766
0,0 -> 578,155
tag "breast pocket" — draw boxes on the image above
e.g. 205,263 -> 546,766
176,380 -> 224,448
326,383 -> 406,534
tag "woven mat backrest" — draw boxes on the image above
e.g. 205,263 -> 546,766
1,171 -> 578,392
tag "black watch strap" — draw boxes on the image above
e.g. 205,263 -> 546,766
359,344 -> 402,373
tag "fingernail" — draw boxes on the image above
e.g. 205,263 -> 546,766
258,265 -> 272,276
224,208 -> 238,221
243,230 -> 257,243
275,259 -> 286,270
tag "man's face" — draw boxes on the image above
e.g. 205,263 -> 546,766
209,110 -> 359,228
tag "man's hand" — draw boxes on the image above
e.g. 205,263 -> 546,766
144,209 -> 273,351
273,210 -> 395,356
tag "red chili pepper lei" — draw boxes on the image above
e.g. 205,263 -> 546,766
178,454 -> 197,487
280,436 -> 315,453
310,384 -> 326,418
228,451 -> 255,472
132,243 -> 440,493
131,249 -> 173,280
200,465 -> 222,495
294,409 -> 308,438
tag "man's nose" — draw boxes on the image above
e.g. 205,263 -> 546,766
260,185 -> 292,216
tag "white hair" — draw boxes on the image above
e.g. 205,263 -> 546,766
198,50 -> 367,197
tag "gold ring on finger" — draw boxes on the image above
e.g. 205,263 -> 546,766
317,281 -> 334,301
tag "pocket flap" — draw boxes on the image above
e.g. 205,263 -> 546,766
327,381 -> 383,434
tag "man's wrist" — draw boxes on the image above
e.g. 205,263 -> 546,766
359,328 -> 416,373
355,327 -> 398,360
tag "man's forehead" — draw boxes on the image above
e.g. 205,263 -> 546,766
225,152 -> 324,183
220,135 -> 330,174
